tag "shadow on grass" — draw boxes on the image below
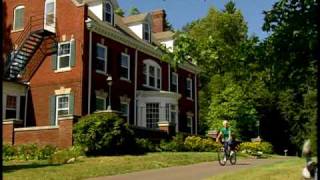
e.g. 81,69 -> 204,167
3,162 -> 61,173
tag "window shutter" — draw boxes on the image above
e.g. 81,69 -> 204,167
51,42 -> 58,70
69,93 -> 75,115
70,40 -> 76,67
50,95 -> 56,126
19,96 -> 26,120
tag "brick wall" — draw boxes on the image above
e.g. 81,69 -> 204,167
2,116 -> 74,148
3,122 -> 14,145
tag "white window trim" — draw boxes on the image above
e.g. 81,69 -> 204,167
55,95 -> 70,124
96,43 -> 108,74
13,6 -> 25,31
143,60 -> 161,90
171,72 -> 178,93
95,96 -> 106,111
120,53 -> 130,81
186,78 -> 193,100
120,102 -> 130,123
57,41 -> 71,70
103,1 -> 113,25
4,94 -> 20,120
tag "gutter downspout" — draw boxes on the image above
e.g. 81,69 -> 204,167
195,74 -> 198,135
87,20 -> 93,114
24,82 -> 30,127
134,49 -> 138,126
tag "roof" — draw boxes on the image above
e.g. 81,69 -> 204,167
154,31 -> 175,41
122,13 -> 149,25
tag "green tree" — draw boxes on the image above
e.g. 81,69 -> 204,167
129,7 -> 140,15
115,8 -> 125,17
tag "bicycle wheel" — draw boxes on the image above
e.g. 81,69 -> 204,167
229,151 -> 237,165
218,148 -> 227,166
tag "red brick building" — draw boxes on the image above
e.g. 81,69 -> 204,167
2,0 -> 200,147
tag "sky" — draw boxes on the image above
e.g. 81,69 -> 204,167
117,0 -> 278,39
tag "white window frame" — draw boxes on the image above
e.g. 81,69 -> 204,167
55,95 -> 70,123
57,41 -> 71,70
13,6 -> 25,31
187,115 -> 193,134
143,60 -> 161,90
95,96 -> 106,111
120,53 -> 130,81
120,102 -> 130,123
171,72 -> 178,93
186,78 -> 193,100
146,103 -> 160,129
143,23 -> 150,42
103,1 -> 113,25
96,43 -> 108,74
4,94 -> 20,120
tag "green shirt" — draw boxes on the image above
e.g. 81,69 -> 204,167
220,127 -> 231,141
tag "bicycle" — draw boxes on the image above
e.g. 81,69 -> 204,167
217,142 -> 237,166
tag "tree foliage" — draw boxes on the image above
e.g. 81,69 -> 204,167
129,7 -> 140,15
165,0 -> 317,153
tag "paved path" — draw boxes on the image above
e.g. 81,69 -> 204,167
89,158 -> 287,180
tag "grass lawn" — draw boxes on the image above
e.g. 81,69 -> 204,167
207,157 -> 305,180
4,152 -> 220,180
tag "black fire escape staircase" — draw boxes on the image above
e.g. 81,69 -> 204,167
4,15 -> 56,80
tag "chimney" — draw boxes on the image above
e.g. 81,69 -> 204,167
151,9 -> 166,33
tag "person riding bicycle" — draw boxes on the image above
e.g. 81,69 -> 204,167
216,120 -> 235,162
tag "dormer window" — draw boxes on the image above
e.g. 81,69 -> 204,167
103,1 -> 113,24
143,23 -> 150,42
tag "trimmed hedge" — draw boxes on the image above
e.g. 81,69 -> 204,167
184,136 -> 221,152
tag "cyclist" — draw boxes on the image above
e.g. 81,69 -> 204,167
216,120 -> 235,162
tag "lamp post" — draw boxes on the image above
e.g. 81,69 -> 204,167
106,75 -> 112,111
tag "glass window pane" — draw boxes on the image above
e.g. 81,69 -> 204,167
97,46 -> 105,59
121,55 -> 128,67
59,56 -> 70,68
15,8 -> 24,29
96,98 -> 105,110
121,67 -> 128,79
6,96 -> 17,109
58,110 -> 68,116
96,59 -> 105,71
58,96 -> 68,108
59,43 -> 70,55
149,66 -> 155,77
121,103 -> 128,116
6,110 -> 17,119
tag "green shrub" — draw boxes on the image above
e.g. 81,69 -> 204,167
184,136 -> 221,152
16,144 -> 39,160
160,133 -> 186,152
35,145 -> 57,160
73,112 -> 136,155
136,138 -> 157,152
3,144 -> 57,161
49,146 -> 84,164
3,144 -> 17,161
239,142 -> 273,155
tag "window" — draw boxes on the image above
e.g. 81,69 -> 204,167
143,60 -> 161,89
58,42 -> 71,69
146,103 -> 159,128
120,102 -> 129,123
56,95 -> 69,118
120,53 -> 130,80
13,6 -> 25,30
96,44 -> 107,73
171,72 -> 178,92
165,104 -> 177,123
187,116 -> 193,133
96,97 -> 106,111
143,23 -> 150,42
6,95 -> 17,119
186,78 -> 193,99
103,1 -> 113,24
45,0 -> 55,26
